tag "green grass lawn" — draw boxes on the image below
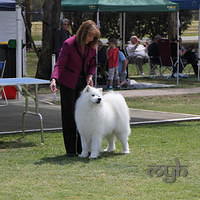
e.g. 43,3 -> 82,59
126,93 -> 200,115
26,51 -> 38,77
9,50 -> 199,199
32,34 -> 42,41
1,93 -> 200,199
9,31 -> 199,199
0,121 -> 200,200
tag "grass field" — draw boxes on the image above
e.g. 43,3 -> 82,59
126,93 -> 200,115
2,38 -> 200,199
0,121 -> 200,200
1,92 -> 200,199
26,51 -> 38,77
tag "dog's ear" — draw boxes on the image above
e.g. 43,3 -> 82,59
85,85 -> 91,93
98,88 -> 103,94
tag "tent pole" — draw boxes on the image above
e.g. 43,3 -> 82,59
16,5 -> 22,79
198,7 -> 200,80
16,4 -> 22,98
176,11 -> 179,86
123,12 -> 126,50
95,8 -> 100,87
120,13 -> 122,49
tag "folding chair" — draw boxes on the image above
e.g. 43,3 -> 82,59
157,39 -> 174,76
0,60 -> 8,106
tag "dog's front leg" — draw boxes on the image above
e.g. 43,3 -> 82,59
89,136 -> 102,159
79,135 -> 89,158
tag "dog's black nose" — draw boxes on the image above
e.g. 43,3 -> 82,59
97,98 -> 101,104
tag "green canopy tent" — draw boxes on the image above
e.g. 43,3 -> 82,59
61,0 -> 178,12
61,0 -> 180,85
61,0 -> 178,44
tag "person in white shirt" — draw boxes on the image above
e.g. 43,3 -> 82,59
126,36 -> 149,75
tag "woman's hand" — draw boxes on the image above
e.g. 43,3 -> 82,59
87,75 -> 93,87
50,79 -> 57,93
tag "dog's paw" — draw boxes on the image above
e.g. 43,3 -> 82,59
78,152 -> 88,158
104,147 -> 116,152
123,150 -> 130,154
89,153 -> 99,159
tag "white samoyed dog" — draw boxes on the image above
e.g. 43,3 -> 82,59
75,85 -> 131,159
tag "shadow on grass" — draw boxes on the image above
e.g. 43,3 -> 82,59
35,154 -> 90,165
0,140 -> 36,149
35,152 -> 124,165
100,151 -> 125,158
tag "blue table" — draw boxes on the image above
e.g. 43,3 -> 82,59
0,77 -> 50,143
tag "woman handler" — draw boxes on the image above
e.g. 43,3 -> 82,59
50,20 -> 100,156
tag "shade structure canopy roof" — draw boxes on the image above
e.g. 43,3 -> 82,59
171,0 -> 200,10
61,0 -> 178,12
0,0 -> 16,11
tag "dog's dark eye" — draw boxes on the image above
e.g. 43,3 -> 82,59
92,94 -> 95,97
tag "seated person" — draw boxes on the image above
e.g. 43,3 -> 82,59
179,38 -> 198,76
148,35 -> 162,75
171,38 -> 198,77
126,35 -> 149,75
118,50 -> 128,87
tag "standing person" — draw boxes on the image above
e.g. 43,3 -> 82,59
54,18 -> 72,59
118,50 -> 128,87
50,20 -> 100,157
107,38 -> 120,89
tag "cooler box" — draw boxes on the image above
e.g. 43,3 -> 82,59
1,86 -> 17,99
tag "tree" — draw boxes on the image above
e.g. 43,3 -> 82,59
99,12 -> 120,40
24,0 -> 32,49
63,10 -> 192,42
64,12 -> 95,34
179,10 -> 193,35
125,10 -> 192,41
35,0 -> 61,80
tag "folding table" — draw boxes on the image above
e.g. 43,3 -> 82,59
0,77 -> 50,143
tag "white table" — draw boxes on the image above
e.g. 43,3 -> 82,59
0,77 -> 50,143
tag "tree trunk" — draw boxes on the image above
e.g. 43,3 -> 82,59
35,0 -> 61,80
24,0 -> 32,49
168,12 -> 177,41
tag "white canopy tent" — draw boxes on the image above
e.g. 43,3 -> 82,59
0,0 -> 26,78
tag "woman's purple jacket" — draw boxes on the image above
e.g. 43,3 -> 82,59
51,35 -> 97,89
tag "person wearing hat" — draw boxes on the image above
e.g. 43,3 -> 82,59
107,38 -> 120,89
